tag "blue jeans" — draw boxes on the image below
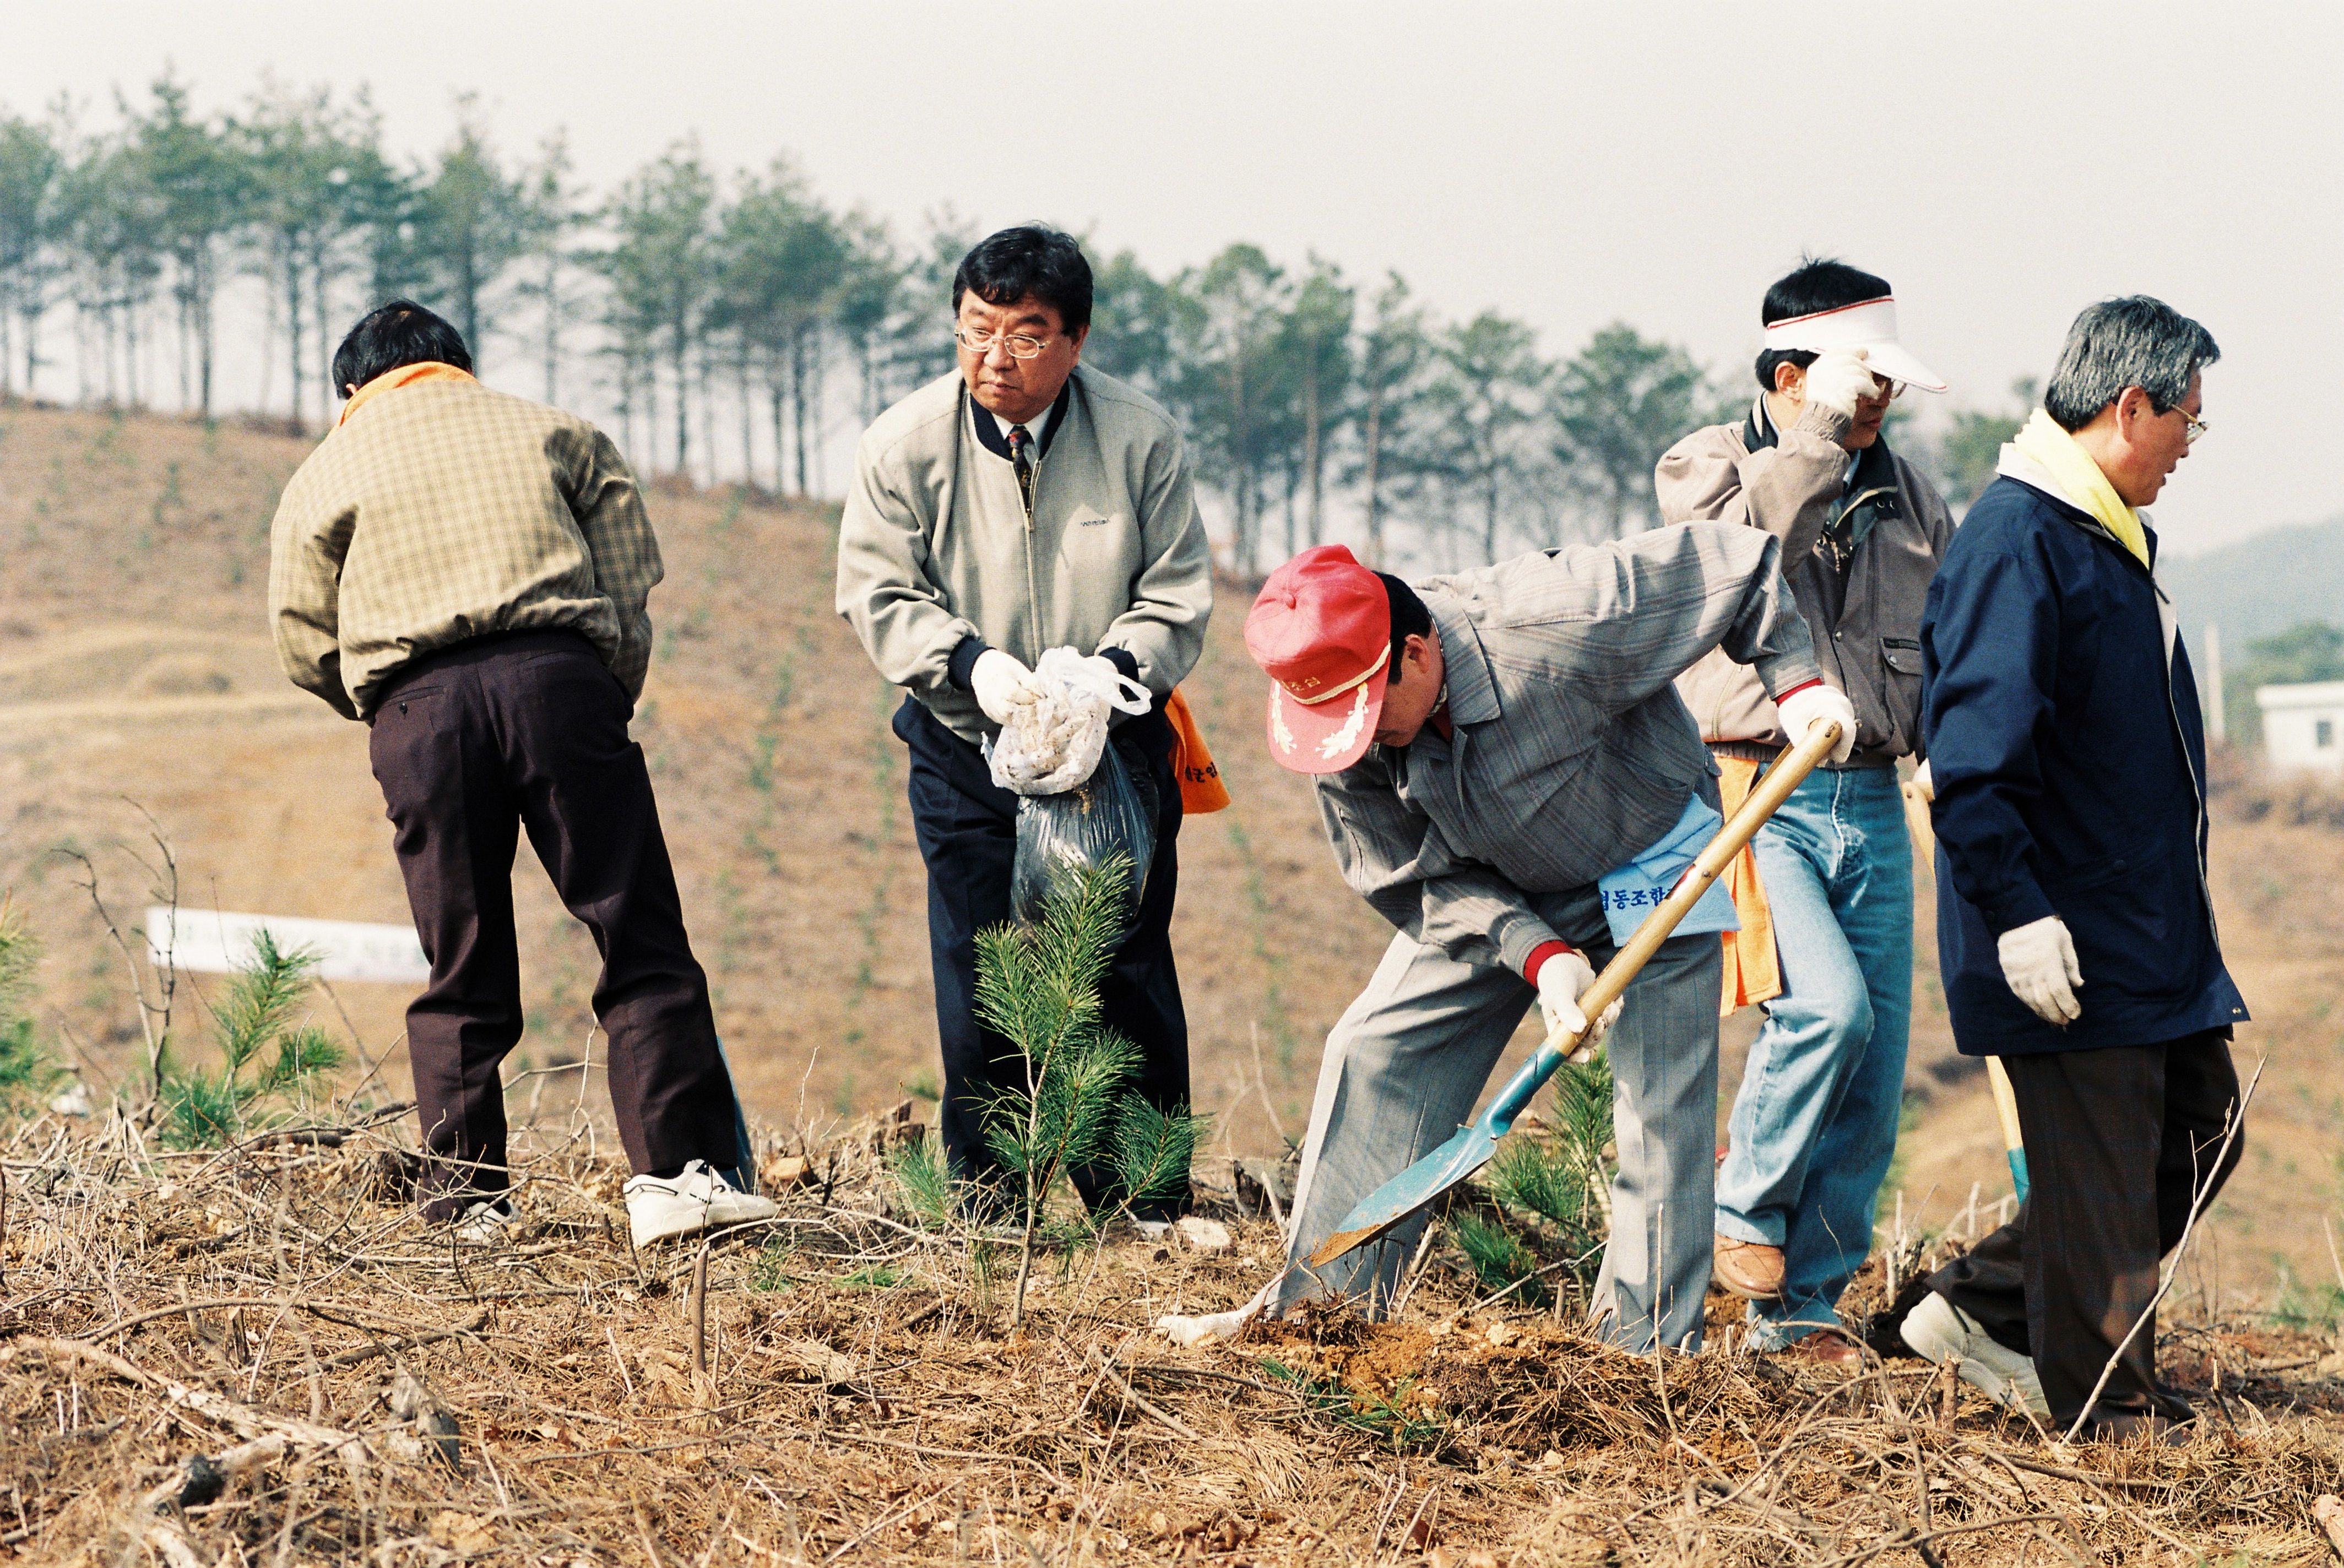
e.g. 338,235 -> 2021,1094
1715,763 -> 1912,1348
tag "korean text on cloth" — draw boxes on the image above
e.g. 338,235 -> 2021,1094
1595,793 -> 1742,947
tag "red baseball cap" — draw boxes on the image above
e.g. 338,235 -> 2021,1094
1244,544 -> 1391,774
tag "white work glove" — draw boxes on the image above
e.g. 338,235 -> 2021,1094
1999,915 -> 2082,1026
1535,950 -> 1624,1063
1800,348 -> 1884,418
970,648 -> 1031,726
1909,759 -> 1934,803
1776,683 -> 1858,764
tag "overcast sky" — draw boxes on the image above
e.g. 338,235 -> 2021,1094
11,1 -> 2340,555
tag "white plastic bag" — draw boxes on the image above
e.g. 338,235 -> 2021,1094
986,647 -> 1152,796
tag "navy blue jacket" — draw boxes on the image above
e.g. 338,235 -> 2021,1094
1922,473 -> 2247,1055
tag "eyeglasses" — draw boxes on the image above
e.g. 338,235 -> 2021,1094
2173,406 -> 2208,444
953,325 -> 1055,360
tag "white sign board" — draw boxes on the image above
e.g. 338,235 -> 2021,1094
148,907 -> 431,984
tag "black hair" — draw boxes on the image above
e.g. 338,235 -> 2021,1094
1753,257 -> 1891,392
2043,296 -> 2220,430
952,225 -> 1093,334
1379,574 -> 1431,676
332,300 -> 472,396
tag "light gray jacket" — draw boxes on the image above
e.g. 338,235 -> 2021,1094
1659,397 -> 1955,767
835,366 -> 1213,742
1315,525 -> 1821,975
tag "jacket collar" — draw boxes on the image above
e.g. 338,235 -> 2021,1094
1423,588 -> 1502,726
1994,446 -> 2162,570
966,373 -> 1075,461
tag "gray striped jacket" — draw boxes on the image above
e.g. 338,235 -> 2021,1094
1314,523 -> 1821,974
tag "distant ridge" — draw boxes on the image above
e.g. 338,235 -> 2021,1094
2161,516 -> 2344,647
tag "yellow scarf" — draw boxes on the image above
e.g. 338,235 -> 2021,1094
2010,407 -> 2149,568
338,361 -> 476,427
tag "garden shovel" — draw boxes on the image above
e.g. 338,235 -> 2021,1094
1307,720 -> 1844,1271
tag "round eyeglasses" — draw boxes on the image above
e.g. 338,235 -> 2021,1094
954,325 -> 1054,360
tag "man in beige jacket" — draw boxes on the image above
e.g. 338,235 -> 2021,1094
1658,258 -> 1955,1359
270,300 -> 773,1250
835,226 -> 1213,1220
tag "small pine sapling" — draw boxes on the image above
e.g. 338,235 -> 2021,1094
887,1136 -> 956,1231
0,899 -> 63,1118
158,929 -> 345,1149
970,853 -> 1206,1323
1477,1049 -> 1618,1300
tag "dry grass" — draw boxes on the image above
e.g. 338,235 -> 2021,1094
6,1094 -> 2343,1567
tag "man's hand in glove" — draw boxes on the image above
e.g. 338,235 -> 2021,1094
1799,348 -> 1885,417
1776,682 -> 1858,764
1534,949 -> 1624,1063
971,649 -> 1032,726
1999,914 -> 2083,1026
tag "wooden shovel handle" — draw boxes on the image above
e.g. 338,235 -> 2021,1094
1548,721 -> 1842,1056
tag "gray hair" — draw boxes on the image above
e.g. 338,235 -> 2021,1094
2043,296 -> 2219,431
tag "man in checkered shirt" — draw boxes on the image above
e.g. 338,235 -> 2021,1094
269,300 -> 774,1250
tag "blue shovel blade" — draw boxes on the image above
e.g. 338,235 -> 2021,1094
1305,1038 -> 1567,1268
1306,1119 -> 1506,1267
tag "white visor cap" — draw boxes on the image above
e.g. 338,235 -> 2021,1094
1762,296 -> 1946,394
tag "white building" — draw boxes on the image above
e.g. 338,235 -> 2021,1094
2256,680 -> 2344,775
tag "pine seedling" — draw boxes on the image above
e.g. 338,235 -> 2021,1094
1450,1211 -> 1544,1302
970,853 -> 1205,1322
0,899 -> 63,1118
888,1136 -> 956,1231
158,930 -> 345,1149
1484,1050 -> 1616,1296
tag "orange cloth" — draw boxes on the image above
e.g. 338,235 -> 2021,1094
1716,756 -> 1782,1016
1165,687 -> 1230,814
338,361 -> 477,426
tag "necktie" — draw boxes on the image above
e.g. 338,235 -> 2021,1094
1007,425 -> 1035,516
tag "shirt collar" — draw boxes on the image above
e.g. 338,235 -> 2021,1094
967,375 -> 1073,461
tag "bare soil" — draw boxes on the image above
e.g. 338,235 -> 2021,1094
6,1107 -> 2342,1565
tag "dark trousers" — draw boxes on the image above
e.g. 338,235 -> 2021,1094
895,697 -> 1191,1220
1925,1029 -> 2242,1426
369,632 -> 738,1219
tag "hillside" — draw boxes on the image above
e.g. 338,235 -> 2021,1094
3,402 -> 2339,1299
2163,514 -> 2344,648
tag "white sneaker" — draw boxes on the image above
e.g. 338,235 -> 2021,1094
452,1198 -> 516,1247
1900,1291 -> 2050,1420
624,1159 -> 779,1247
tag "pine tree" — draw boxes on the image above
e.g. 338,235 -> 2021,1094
156,929 -> 344,1149
970,854 -> 1203,1323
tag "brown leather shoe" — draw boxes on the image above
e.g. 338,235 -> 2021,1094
1713,1236 -> 1785,1299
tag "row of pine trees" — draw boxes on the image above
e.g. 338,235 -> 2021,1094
0,75 -> 2026,573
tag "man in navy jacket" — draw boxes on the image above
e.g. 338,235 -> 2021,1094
1899,297 -> 2247,1443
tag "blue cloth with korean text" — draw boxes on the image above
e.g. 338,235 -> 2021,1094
1596,793 -> 1740,948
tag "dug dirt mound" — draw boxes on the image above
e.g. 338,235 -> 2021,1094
1249,1306 -> 1782,1452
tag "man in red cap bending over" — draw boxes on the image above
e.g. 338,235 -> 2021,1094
1247,531 -> 1849,1351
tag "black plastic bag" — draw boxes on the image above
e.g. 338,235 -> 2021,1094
1011,733 -> 1158,930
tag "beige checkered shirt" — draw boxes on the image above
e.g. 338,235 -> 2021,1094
268,378 -> 663,719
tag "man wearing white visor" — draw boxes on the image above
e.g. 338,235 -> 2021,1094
1657,258 -> 1956,1362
